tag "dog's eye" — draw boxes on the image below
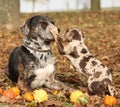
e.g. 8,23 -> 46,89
51,21 -> 55,25
40,21 -> 48,30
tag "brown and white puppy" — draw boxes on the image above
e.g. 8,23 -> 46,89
6,15 -> 71,92
50,27 -> 117,97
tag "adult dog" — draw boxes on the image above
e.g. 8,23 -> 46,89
50,27 -> 117,97
6,15 -> 70,91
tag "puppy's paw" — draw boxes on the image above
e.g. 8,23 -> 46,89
50,27 -> 58,39
108,85 -> 118,97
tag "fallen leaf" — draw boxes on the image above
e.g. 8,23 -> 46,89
45,100 -> 63,107
0,96 -> 17,104
73,103 -> 81,107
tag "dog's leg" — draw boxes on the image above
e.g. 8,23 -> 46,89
17,78 -> 31,92
17,64 -> 32,92
44,74 -> 74,92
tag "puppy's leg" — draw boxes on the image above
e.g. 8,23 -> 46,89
50,27 -> 65,54
88,76 -> 118,97
88,76 -> 105,96
108,84 -> 118,97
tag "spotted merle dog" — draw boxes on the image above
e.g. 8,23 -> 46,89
6,15 -> 71,92
50,27 -> 117,97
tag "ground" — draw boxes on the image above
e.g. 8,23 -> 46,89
0,11 -> 120,107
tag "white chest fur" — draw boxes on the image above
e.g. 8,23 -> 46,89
30,63 -> 55,89
23,37 -> 55,89
27,50 -> 55,89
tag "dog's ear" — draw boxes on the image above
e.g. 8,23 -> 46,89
20,18 -> 31,36
45,16 -> 55,25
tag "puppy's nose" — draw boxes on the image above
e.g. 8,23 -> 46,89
58,28 -> 60,33
60,35 -> 66,41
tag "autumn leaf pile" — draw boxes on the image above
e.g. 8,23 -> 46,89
0,11 -> 120,106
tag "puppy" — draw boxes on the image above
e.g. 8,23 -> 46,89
6,15 -> 71,92
50,27 -> 117,97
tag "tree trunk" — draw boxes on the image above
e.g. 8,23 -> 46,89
32,0 -> 35,12
91,0 -> 100,11
0,0 -> 20,30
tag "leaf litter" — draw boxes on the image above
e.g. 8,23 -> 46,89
0,11 -> 120,106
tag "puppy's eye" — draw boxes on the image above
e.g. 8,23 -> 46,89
82,33 -> 86,39
66,29 -> 69,33
58,28 -> 60,33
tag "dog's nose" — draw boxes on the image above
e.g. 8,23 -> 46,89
58,28 -> 60,33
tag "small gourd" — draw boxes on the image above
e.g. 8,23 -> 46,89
33,89 -> 48,103
23,92 -> 34,101
104,95 -> 117,106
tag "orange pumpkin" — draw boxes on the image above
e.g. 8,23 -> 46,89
23,92 -> 34,102
11,87 -> 20,96
104,95 -> 117,106
3,89 -> 16,98
0,88 -> 3,95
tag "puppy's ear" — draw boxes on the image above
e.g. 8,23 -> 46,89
20,18 -> 31,36
72,30 -> 81,41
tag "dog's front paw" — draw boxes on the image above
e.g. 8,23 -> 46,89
17,80 -> 32,93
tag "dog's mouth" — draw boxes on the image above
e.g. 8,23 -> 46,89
44,35 -> 54,44
44,27 -> 60,42
44,38 -> 54,45
43,30 -> 55,41
44,38 -> 54,42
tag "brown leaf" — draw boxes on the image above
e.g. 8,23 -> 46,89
0,96 -> 17,104
0,96 -> 9,103
73,103 -> 81,107
45,100 -> 63,107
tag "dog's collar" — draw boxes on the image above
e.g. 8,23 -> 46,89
23,43 -> 50,52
